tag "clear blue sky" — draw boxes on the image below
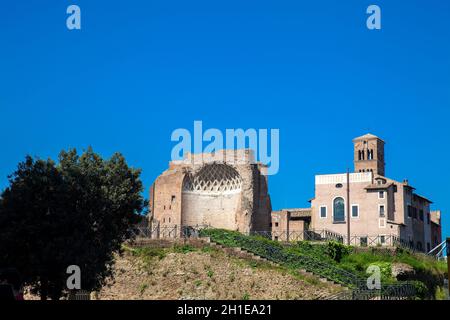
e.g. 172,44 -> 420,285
1,1 -> 449,238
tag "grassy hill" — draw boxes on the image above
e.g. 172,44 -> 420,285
95,241 -> 342,300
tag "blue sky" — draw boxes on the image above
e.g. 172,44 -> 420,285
0,1 -> 449,238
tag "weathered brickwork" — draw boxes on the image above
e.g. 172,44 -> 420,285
149,149 -> 272,233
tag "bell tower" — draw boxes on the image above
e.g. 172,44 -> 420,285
353,133 -> 385,176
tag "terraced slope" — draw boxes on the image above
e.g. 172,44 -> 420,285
96,242 -> 342,300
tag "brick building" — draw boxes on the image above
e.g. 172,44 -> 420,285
308,134 -> 442,251
271,208 -> 311,241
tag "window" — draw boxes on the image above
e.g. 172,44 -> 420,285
351,205 -> 359,218
419,210 -> 424,221
360,237 -> 368,247
378,191 -> 385,199
407,205 -> 412,218
275,222 -> 279,227
427,243 -> 431,252
360,150 -> 365,160
379,205 -> 385,217
380,235 -> 386,245
171,195 -> 176,203
168,217 -> 171,223
335,183 -> 343,188
333,197 -> 345,223
320,206 -> 327,218
427,212 -> 430,225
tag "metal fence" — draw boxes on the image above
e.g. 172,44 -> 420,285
349,234 -> 437,259
349,234 -> 414,250
129,224 -> 210,239
326,282 -> 417,300
129,225 -> 436,261
130,225 -> 344,243
249,229 -> 344,243
67,290 -> 91,300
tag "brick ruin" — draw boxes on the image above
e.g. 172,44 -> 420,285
149,149 -> 272,233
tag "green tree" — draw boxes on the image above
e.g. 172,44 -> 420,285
0,148 -> 146,299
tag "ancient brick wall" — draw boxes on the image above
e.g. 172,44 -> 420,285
150,149 -> 271,233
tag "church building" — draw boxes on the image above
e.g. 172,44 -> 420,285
310,134 -> 442,252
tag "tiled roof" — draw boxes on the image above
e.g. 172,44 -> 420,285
353,133 -> 384,142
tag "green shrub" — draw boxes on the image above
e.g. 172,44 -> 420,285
139,283 -> 148,295
172,244 -> 196,254
411,281 -> 428,300
435,286 -> 447,300
194,280 -> 202,287
326,241 -> 352,262
133,247 -> 166,260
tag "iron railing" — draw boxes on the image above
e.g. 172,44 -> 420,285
349,234 -> 414,250
130,225 -> 344,243
129,224 -> 211,239
349,234 -> 437,259
130,225 -> 436,260
326,282 -> 417,300
249,229 -> 344,243
67,290 -> 91,300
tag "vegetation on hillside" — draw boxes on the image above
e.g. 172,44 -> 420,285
200,229 -> 447,299
99,242 -> 341,300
